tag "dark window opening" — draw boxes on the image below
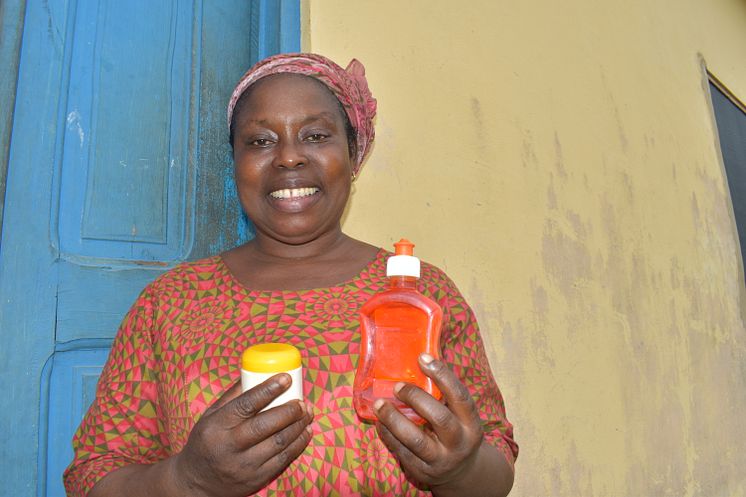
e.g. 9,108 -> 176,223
709,77 -> 746,276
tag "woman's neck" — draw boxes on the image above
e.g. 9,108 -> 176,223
221,230 -> 381,291
248,228 -> 351,263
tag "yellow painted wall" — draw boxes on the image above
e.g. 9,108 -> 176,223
304,0 -> 746,495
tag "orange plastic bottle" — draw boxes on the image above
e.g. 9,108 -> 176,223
353,239 -> 443,424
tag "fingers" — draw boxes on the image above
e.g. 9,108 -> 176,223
418,354 -> 480,426
230,399 -> 312,485
178,376 -> 312,496
389,355 -> 482,451
374,398 -> 440,465
375,369 -> 486,491
223,373 -> 292,424
233,399 -> 310,448
392,381 -> 463,448
201,373 -> 311,453
203,380 -> 243,417
375,420 -> 427,477
257,425 -> 314,482
254,410 -> 314,468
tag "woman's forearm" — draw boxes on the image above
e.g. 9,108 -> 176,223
431,441 -> 514,497
87,455 -> 192,497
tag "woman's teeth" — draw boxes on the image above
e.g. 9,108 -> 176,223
269,187 -> 320,199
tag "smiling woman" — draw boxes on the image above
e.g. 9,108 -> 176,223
228,74 -> 356,256
63,53 -> 517,497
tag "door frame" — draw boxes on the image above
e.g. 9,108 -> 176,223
0,0 -> 28,239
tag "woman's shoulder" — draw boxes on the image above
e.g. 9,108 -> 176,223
415,259 -> 479,333
419,259 -> 460,293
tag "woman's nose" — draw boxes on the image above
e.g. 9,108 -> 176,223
275,140 -> 306,169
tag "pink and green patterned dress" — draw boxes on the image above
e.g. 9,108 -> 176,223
64,249 -> 517,496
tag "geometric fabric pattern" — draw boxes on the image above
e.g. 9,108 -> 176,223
64,249 -> 517,496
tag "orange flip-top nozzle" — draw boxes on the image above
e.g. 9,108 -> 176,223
394,238 -> 415,256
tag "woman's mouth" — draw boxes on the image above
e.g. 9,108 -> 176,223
267,187 -> 321,212
269,187 -> 320,199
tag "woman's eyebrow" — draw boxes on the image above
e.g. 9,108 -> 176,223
244,112 -> 338,126
300,111 -> 338,125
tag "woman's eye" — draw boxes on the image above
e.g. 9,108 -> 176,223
249,138 -> 272,147
305,133 -> 328,142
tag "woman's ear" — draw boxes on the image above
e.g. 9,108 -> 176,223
348,139 -> 358,171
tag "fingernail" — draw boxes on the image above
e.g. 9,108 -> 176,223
306,402 -> 314,417
420,353 -> 434,365
272,374 -> 291,390
306,425 -> 313,435
394,382 -> 405,394
373,398 -> 384,411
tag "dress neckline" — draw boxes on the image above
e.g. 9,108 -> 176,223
214,248 -> 388,295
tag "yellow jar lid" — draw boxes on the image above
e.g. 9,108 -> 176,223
242,343 -> 302,373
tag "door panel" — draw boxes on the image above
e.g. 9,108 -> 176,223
42,348 -> 106,497
53,0 -> 197,358
57,0 -> 194,260
55,262 -> 160,342
0,1 -> 300,496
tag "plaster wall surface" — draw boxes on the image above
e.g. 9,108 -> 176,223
304,0 -> 746,495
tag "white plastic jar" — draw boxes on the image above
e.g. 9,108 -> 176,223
241,343 -> 303,411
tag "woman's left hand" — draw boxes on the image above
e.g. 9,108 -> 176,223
373,353 -> 484,492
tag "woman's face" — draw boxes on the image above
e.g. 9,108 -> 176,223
231,74 -> 353,246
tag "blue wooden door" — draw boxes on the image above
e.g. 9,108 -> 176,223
0,1 -> 299,496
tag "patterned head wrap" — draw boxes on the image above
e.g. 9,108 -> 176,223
227,53 -> 377,178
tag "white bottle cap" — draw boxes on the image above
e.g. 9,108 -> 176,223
387,254 -> 420,278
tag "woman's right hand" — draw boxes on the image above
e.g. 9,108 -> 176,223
172,374 -> 314,497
